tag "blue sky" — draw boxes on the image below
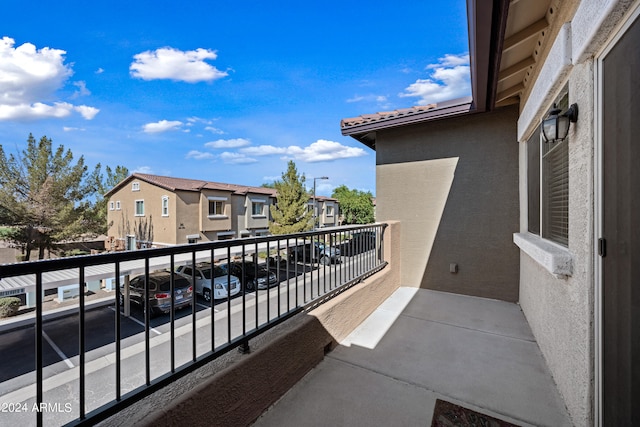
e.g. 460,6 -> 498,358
0,1 -> 470,196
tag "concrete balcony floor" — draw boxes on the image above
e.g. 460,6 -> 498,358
254,287 -> 572,427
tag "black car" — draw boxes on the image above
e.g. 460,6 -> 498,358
220,261 -> 279,291
120,271 -> 193,316
288,241 -> 341,265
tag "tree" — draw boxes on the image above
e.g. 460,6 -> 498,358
0,134 -> 123,260
269,161 -> 313,234
332,185 -> 375,224
88,165 -> 130,235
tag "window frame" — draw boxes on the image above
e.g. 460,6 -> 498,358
527,90 -> 570,247
135,200 -> 145,217
161,196 -> 169,217
251,201 -> 265,216
132,182 -> 140,191
208,200 -> 225,217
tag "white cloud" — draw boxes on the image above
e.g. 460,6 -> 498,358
346,94 -> 388,104
130,47 -> 228,83
399,53 -> 471,105
220,152 -> 257,164
133,166 -> 154,174
74,105 -> 100,120
72,81 -> 90,98
143,119 -> 183,133
205,138 -> 251,149
63,126 -> 85,132
95,68 -> 104,74
204,126 -> 224,134
241,145 -> 287,156
185,150 -> 215,160
240,140 -> 367,163
0,37 -> 99,121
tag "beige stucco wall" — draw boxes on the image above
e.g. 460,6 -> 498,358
515,2 -> 639,425
107,178 -> 179,246
375,105 -> 520,302
518,59 -> 594,427
199,190 -> 233,234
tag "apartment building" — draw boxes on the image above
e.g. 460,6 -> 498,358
105,173 -> 339,248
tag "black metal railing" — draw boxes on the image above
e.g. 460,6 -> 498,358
0,223 -> 387,426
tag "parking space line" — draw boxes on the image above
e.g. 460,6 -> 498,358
195,302 -> 220,312
42,331 -> 74,369
109,307 -> 162,335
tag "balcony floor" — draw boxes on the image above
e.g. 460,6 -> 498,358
253,287 -> 572,427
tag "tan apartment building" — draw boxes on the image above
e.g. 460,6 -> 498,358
105,173 -> 339,248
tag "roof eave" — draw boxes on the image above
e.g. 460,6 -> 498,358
341,97 -> 475,149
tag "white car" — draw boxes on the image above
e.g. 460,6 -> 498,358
176,263 -> 241,301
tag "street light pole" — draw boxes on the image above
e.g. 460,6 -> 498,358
313,176 -> 329,230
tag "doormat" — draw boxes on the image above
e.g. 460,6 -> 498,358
431,399 -> 521,427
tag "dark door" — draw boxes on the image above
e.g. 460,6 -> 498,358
601,11 -> 640,426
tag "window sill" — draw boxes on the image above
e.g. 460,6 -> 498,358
251,215 -> 266,219
513,233 -> 573,278
207,215 -> 228,219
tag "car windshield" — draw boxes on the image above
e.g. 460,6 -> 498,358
200,266 -> 227,279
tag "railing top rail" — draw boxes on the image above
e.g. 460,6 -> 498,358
0,223 -> 386,280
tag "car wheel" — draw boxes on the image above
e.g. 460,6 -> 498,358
118,293 -> 124,310
320,255 -> 331,265
203,288 -> 212,302
245,279 -> 255,292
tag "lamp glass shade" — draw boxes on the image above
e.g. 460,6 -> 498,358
542,115 -> 558,142
557,115 -> 570,141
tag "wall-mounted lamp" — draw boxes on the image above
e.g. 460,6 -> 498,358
541,103 -> 579,143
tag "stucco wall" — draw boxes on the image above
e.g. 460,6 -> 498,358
107,178 -> 179,246
516,2 -> 639,425
375,106 -> 520,302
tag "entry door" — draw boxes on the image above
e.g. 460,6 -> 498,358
601,9 -> 640,426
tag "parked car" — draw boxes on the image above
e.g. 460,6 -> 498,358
350,231 -> 377,250
120,270 -> 193,316
288,241 -> 341,265
220,261 -> 278,291
176,263 -> 241,302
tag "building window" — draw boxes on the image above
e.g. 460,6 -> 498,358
326,205 -> 334,216
161,196 -> 169,217
527,91 -> 569,246
135,200 -> 144,216
109,201 -> 115,210
209,200 -> 224,216
132,182 -> 140,191
115,201 -> 121,210
252,201 -> 264,216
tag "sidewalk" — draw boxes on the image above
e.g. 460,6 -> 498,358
253,287 -> 572,427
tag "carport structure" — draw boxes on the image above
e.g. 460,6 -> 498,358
0,238 -> 297,314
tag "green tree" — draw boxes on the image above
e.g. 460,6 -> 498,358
0,134 -> 119,260
269,161 -> 313,234
332,185 -> 375,224
87,165 -> 130,235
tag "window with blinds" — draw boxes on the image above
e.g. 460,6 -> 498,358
541,92 -> 569,246
527,91 -> 569,246
542,136 -> 569,245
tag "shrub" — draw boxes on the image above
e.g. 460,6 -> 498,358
0,297 -> 21,318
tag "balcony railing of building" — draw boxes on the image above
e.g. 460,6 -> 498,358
0,223 -> 387,427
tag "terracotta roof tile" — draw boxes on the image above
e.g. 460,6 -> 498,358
340,105 -> 437,129
132,173 -> 278,197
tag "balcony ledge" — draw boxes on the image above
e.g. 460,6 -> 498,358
513,233 -> 573,279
